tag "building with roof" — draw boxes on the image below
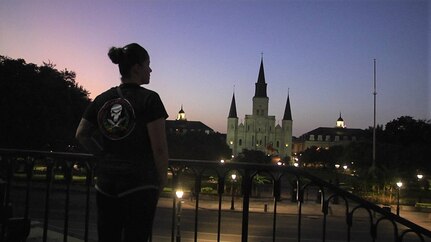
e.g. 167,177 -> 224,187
293,113 -> 366,153
166,106 -> 214,135
227,58 -> 293,158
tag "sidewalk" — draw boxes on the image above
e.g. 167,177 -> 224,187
160,196 -> 431,230
26,196 -> 431,241
27,221 -> 83,242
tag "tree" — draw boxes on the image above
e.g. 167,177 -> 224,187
234,149 -> 271,164
0,56 -> 90,150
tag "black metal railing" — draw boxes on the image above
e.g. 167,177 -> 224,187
1,148 -> 430,242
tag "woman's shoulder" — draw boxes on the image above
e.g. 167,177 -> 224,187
93,87 -> 118,102
136,86 -> 160,97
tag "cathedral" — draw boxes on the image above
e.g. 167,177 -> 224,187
227,58 -> 293,159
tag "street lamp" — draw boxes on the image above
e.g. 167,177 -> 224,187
417,174 -> 424,202
230,174 -> 237,210
396,181 -> 403,216
175,190 -> 184,242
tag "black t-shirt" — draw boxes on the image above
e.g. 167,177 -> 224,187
83,83 -> 168,196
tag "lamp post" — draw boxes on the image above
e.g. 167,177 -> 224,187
417,174 -> 424,203
396,181 -> 403,216
175,190 -> 184,242
333,164 -> 340,204
230,174 -> 237,210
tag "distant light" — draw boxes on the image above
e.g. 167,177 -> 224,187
220,159 -> 225,164
343,165 -> 348,170
417,174 -> 423,180
335,164 -> 340,169
176,190 -> 184,199
231,174 -> 237,180
294,162 -> 299,167
285,144 -> 289,147
396,181 -> 403,188
230,141 -> 233,145
277,162 -> 282,166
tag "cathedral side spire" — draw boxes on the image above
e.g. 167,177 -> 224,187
228,92 -> 238,118
283,93 -> 292,120
254,57 -> 267,98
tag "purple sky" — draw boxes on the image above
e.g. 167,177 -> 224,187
1,0 -> 429,136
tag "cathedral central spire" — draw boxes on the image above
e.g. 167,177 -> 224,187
254,57 -> 267,98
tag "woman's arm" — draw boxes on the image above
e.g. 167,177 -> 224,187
147,118 -> 169,189
75,118 -> 103,154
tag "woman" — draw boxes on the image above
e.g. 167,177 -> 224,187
75,43 -> 169,241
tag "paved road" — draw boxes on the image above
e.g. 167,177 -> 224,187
8,184 -> 431,242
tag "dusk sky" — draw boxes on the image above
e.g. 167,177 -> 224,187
1,0 -> 429,136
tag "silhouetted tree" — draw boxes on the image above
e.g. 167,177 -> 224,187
0,56 -> 90,150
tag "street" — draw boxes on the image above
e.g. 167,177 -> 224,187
9,184 -> 431,242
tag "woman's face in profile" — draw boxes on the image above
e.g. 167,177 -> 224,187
138,59 -> 152,85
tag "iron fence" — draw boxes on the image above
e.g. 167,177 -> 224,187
1,148 -> 430,242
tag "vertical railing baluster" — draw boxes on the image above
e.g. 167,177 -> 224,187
241,169 -> 251,242
0,155 -> 12,242
43,158 -> 55,242
63,161 -> 73,242
344,200 -> 350,242
296,179 -> 302,242
171,171 -> 178,242
24,157 -> 34,221
347,212 -> 353,242
4,157 -> 12,210
272,179 -> 281,242
84,161 -> 93,242
193,174 -> 201,242
217,175 -> 225,242
322,199 -> 328,242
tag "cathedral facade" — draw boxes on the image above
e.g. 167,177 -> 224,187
227,59 -> 293,159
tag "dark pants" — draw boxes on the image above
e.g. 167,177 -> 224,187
96,189 -> 159,242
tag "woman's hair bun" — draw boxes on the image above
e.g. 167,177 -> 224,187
108,47 -> 123,64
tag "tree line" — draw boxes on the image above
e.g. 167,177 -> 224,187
0,56 -> 230,160
299,116 -> 431,182
0,56 -> 90,151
